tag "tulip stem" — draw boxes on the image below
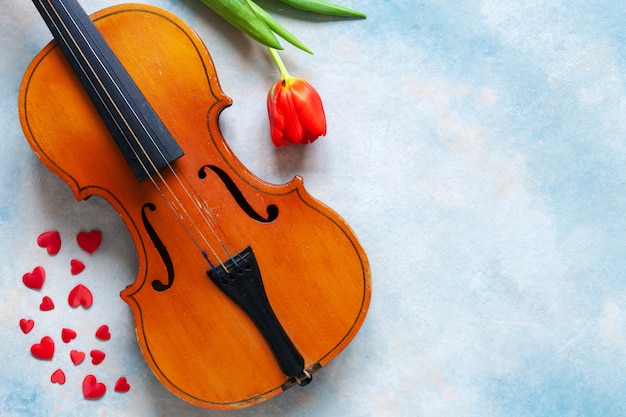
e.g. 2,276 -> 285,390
269,48 -> 291,79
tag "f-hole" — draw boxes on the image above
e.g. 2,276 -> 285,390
142,203 -> 175,291
198,165 -> 279,223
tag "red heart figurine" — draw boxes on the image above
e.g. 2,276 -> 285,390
19,319 -> 35,334
39,296 -> 55,311
114,376 -> 130,393
95,325 -> 111,341
82,374 -> 106,399
68,284 -> 93,308
70,350 -> 86,366
22,266 -> 45,290
31,336 -> 55,360
77,230 -> 102,254
90,349 -> 106,365
50,369 -> 66,385
61,328 -> 77,343
70,259 -> 85,275
37,231 -> 61,255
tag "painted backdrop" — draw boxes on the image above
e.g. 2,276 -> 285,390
2,1 -> 626,416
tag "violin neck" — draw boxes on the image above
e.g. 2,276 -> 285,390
30,0 -> 183,182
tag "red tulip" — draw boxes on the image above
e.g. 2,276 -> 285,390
267,76 -> 327,147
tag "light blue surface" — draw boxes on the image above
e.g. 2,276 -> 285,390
3,0 -> 626,416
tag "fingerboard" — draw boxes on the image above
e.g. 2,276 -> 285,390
31,0 -> 184,182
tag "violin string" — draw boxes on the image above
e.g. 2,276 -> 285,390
40,0 -> 236,270
37,0 -> 215,259
49,0 -> 231,266
159,166 -> 237,263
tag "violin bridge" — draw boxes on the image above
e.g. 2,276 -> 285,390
206,246 -> 312,385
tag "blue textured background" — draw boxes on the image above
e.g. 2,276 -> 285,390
3,0 -> 626,415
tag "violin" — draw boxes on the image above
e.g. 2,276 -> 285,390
19,0 -> 371,409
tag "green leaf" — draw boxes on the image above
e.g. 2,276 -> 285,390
277,0 -> 366,18
248,0 -> 313,54
199,0 -> 283,49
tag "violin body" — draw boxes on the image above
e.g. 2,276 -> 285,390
19,3 -> 370,409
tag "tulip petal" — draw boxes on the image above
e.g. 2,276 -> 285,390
278,85 -> 306,144
267,83 -> 286,146
290,80 -> 326,139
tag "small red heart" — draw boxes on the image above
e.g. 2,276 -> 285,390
70,259 -> 85,275
90,349 -> 106,365
70,350 -> 85,365
95,325 -> 110,341
77,230 -> 102,254
68,284 -> 93,308
19,319 -> 35,334
31,336 -> 55,360
82,374 -> 106,399
40,296 -> 55,311
22,266 -> 45,290
50,369 -> 66,385
37,231 -> 61,255
114,376 -> 130,393
61,328 -> 77,343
